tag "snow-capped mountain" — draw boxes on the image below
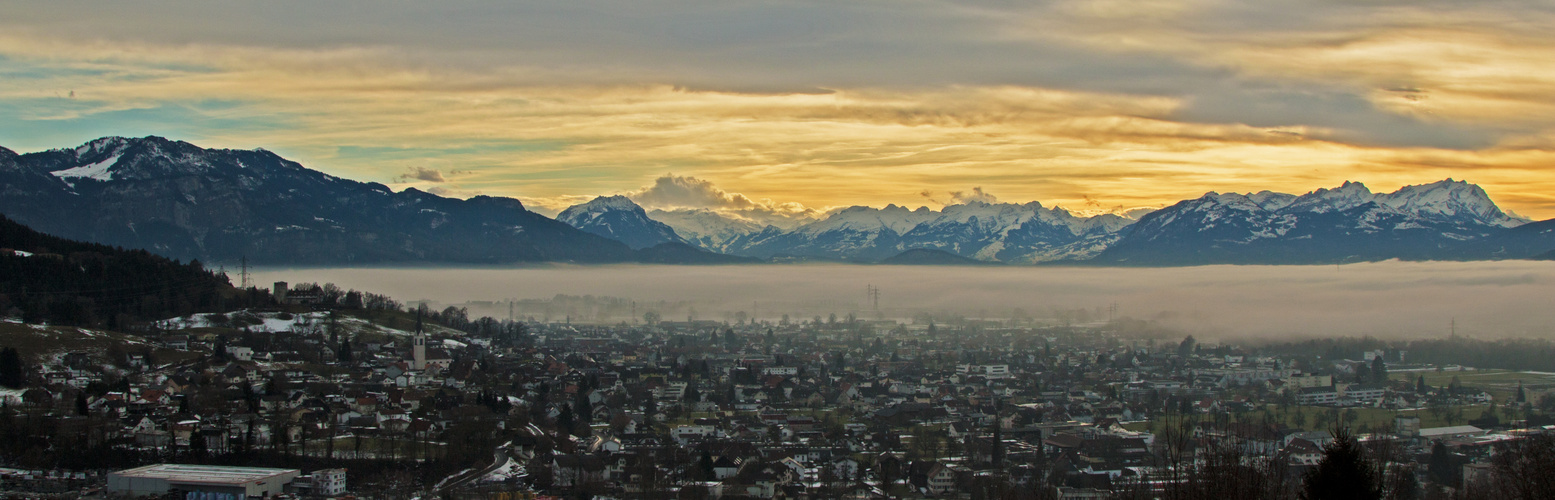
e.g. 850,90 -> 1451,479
0,136 -> 636,264
557,196 -> 686,249
5,136 -> 1550,266
647,208 -> 768,253
720,202 -> 1138,263
729,204 -> 939,261
896,202 -> 1135,263
1092,179 -> 1532,265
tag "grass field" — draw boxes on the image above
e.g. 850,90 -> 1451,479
1405,369 -> 1555,401
0,321 -> 206,366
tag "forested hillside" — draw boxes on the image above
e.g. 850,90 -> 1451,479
0,213 -> 267,328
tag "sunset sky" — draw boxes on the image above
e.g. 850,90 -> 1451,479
4,1 -> 1555,218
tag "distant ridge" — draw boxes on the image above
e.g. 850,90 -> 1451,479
633,242 -> 761,264
0,136 -> 634,265
879,248 -> 994,266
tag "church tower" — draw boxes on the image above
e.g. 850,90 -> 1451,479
412,310 -> 427,371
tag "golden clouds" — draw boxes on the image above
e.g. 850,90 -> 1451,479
2,16 -> 1554,219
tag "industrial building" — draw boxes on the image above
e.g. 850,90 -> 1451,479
107,464 -> 300,498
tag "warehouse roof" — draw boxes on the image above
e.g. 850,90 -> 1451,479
112,464 -> 299,485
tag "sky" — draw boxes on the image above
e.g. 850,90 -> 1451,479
4,1 -> 1555,218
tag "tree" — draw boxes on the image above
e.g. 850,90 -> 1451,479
337,338 -> 352,363
1428,440 -> 1454,487
213,336 -> 229,363
0,347 -> 25,388
1417,375 -> 1428,395
1178,335 -> 1196,357
556,404 -> 575,437
1518,381 -> 1528,404
1302,427 -> 1381,500
1371,356 -> 1388,383
1490,433 -> 1555,500
698,450 -> 715,480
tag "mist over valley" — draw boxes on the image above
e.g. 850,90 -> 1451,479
253,260 -> 1555,342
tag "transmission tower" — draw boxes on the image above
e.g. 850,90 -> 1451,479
239,256 -> 251,289
866,284 -> 881,314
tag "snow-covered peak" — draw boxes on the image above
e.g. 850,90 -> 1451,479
71,136 -> 133,158
1377,179 -> 1525,227
1192,191 -> 1263,212
648,208 -> 767,251
802,205 -> 938,235
584,195 -> 644,213
1285,181 -> 1376,213
1247,191 -> 1297,211
557,196 -> 648,225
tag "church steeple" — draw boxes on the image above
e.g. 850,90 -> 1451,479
412,309 -> 427,370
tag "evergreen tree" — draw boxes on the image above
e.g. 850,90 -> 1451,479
1417,375 -> 1428,394
1302,427 -> 1381,500
0,347 -> 25,388
1428,440 -> 1454,487
698,450 -> 716,480
213,336 -> 228,363
556,404 -> 575,437
1518,381 -> 1527,403
574,389 -> 593,426
338,338 -> 352,363
75,392 -> 89,416
1177,335 -> 1196,357
1372,356 -> 1388,383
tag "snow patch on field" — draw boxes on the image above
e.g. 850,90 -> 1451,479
157,310 -> 463,338
481,457 -> 526,482
0,388 -> 24,405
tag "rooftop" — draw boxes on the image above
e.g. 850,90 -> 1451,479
113,464 -> 300,485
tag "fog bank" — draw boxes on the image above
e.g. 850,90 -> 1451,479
253,261 -> 1555,340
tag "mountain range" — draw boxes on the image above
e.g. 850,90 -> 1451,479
0,136 -> 732,265
3,136 -> 1553,266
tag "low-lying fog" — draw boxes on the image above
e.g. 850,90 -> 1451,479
253,261 -> 1555,341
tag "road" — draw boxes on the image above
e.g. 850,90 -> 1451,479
433,445 -> 512,494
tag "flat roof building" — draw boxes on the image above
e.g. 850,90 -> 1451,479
108,464 -> 300,498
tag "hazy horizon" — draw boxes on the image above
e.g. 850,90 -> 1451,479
252,260 -> 1555,343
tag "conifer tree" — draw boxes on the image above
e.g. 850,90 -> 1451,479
1302,427 -> 1381,500
0,347 -> 24,388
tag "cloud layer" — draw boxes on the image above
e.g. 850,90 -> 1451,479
3,1 -> 1555,217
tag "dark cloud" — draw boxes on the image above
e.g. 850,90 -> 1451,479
395,166 -> 446,183
951,187 -> 998,204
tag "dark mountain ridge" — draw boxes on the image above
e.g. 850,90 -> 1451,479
0,136 -> 635,265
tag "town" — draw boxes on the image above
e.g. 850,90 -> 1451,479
2,281 -> 1553,499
